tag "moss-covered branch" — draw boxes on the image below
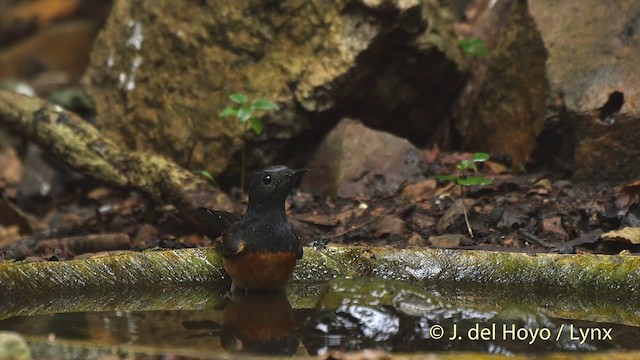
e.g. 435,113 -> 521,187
0,90 -> 234,213
296,246 -> 640,299
1,246 -> 639,319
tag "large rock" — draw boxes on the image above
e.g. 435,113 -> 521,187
83,0 -> 466,178
455,0 -> 549,170
301,118 -> 423,198
528,0 -> 640,182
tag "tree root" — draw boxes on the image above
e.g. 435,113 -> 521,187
0,90 -> 235,215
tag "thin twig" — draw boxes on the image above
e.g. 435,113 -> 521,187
321,216 -> 383,240
461,185 -> 474,238
320,206 -> 400,241
522,231 -> 554,248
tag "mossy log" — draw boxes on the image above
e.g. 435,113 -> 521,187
0,90 -> 234,213
1,246 -> 639,319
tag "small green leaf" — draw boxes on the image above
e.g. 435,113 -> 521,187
251,99 -> 280,111
433,175 -> 458,181
472,152 -> 490,163
250,117 -> 263,135
219,107 -> 238,118
193,170 -> 219,187
229,93 -> 248,104
457,176 -> 492,186
457,160 -> 475,171
237,107 -> 252,123
458,37 -> 489,57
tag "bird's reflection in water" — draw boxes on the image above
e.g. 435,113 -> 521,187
222,292 -> 299,355
183,292 -> 300,356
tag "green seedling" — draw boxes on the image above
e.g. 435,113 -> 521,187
193,169 -> 219,188
435,152 -> 492,238
458,37 -> 488,58
219,92 -> 280,194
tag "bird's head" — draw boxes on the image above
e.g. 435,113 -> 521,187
247,165 -> 308,211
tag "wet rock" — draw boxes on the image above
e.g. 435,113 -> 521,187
302,119 -> 424,198
83,0 -> 465,177
307,305 -> 400,342
303,278 -> 611,353
528,1 -> 640,182
0,331 -> 31,360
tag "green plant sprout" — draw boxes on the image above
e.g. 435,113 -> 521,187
193,169 -> 219,188
219,92 -> 280,194
435,152 -> 492,238
458,37 -> 488,58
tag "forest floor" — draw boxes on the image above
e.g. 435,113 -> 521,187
2,150 -> 637,262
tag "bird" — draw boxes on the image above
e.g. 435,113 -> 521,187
194,165 -> 308,293
220,292 -> 299,355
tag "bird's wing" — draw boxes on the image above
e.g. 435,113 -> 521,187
221,229 -> 247,258
190,207 -> 241,239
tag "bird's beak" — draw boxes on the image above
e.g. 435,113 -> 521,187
292,168 -> 309,180
290,168 -> 308,187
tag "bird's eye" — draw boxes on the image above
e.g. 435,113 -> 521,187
262,174 -> 272,185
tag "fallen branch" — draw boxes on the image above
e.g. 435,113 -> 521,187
0,90 -> 235,215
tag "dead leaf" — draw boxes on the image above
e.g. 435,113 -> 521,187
0,224 -> 21,248
0,196 -> 37,236
407,232 -> 426,246
87,187 -> 111,201
373,215 -> 405,237
552,229 -> 602,254
616,180 -> 640,210
601,227 -> 640,244
424,144 -> 440,163
295,206 -> 365,227
538,217 -> 568,241
369,206 -> 386,217
485,160 -> 509,174
0,146 -> 23,197
429,234 -> 468,248
411,212 -> 436,231
436,198 -> 475,233
295,213 -> 339,226
2,0 -> 81,29
402,179 -> 437,203
434,181 -> 457,197
530,178 -> 552,195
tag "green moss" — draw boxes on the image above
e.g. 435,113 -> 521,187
2,247 -> 640,321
